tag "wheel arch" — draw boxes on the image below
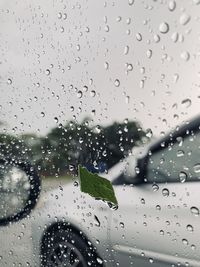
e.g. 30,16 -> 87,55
40,220 -> 103,265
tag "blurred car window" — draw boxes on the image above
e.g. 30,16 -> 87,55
148,130 -> 200,183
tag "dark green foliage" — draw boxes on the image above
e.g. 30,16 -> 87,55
0,119 -> 146,176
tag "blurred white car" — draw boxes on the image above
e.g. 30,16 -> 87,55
32,116 -> 200,267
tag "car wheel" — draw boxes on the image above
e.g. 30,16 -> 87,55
41,227 -> 103,267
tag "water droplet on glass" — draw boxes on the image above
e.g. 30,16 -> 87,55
152,184 -> 159,191
41,112 -> 45,117
136,33 -> 142,41
79,137 -> 83,144
190,206 -> 199,216
91,109 -> 96,116
85,26 -> 90,33
7,78 -> 12,84
174,114 -> 179,120
193,164 -> 200,173
58,12 -> 62,19
128,0 -> 134,5
181,98 -> 191,108
146,129 -> 153,138
153,34 -> 160,43
97,257 -> 103,264
177,150 -> 184,157
171,32 -> 179,43
45,69 -> 50,75
104,25 -> 109,32
182,239 -> 189,245
140,80 -> 145,89
125,96 -> 130,104
159,22 -> 169,34
69,165 -> 75,172
156,205 -> 161,211
90,90 -> 96,97
143,222 -> 147,227
83,85 -> 88,92
120,222 -> 125,228
124,46 -> 129,55
168,0 -> 176,11
114,79 -> 120,87
54,117 -> 59,123
94,215 -> 101,227
76,44 -> 80,51
173,73 -> 179,83
162,188 -> 169,197
104,62 -> 109,70
127,63 -> 133,71
77,90 -> 83,98
73,181 -> 78,186
107,202 -> 118,210
179,171 -> 187,183
186,224 -> 194,232
102,150 -> 107,157
160,230 -> 164,235
179,13 -> 191,25
124,118 -> 128,124
149,258 -> 154,264
180,51 -> 190,61
140,67 -> 145,74
146,49 -> 152,58
95,125 -> 101,134
60,26 -> 64,33
116,16 -> 122,22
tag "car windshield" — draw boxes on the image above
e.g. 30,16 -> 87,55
1,0 -> 200,266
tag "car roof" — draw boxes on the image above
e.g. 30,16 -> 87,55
150,115 -> 200,152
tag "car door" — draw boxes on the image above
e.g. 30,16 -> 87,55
109,128 -> 200,267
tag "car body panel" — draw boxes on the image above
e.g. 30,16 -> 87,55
31,183 -> 113,266
110,182 -> 200,266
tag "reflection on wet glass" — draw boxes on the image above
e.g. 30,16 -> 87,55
0,165 -> 30,219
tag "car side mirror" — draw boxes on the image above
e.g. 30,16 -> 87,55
0,158 -> 40,226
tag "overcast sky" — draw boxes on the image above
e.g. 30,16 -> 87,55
1,0 -> 200,138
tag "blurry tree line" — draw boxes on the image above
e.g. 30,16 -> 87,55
0,119 -> 147,177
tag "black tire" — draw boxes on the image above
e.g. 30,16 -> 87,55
41,227 -> 103,267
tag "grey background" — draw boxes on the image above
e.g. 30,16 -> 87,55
0,0 -> 200,137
